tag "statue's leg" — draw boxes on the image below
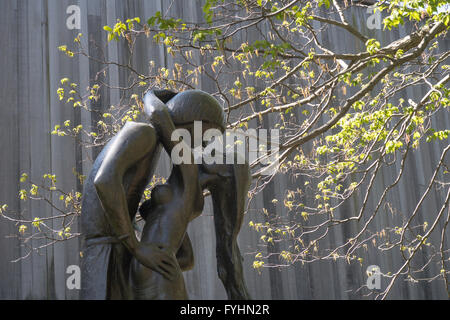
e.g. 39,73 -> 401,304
130,256 -> 187,300
129,242 -> 188,300
80,242 -> 112,300
156,271 -> 188,300
107,243 -> 133,299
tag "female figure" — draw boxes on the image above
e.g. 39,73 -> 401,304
132,156 -> 251,300
131,89 -> 251,299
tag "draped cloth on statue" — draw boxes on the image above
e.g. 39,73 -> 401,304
80,236 -> 132,300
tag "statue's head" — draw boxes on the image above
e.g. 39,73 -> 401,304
166,90 -> 226,133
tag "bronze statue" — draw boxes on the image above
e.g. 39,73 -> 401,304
80,89 -> 250,300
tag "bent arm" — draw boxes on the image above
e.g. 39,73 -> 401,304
144,89 -> 180,155
144,90 -> 201,199
94,122 -> 158,254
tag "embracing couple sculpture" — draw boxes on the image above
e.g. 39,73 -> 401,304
80,89 -> 250,300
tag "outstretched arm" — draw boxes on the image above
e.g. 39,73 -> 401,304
144,90 -> 202,206
144,90 -> 180,154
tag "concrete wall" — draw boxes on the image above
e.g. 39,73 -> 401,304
0,0 -> 448,299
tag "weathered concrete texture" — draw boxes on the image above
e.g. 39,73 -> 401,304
0,0 -> 448,299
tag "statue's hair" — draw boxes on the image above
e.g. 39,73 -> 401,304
166,90 -> 226,132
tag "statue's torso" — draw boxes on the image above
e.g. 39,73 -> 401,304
81,133 -> 161,240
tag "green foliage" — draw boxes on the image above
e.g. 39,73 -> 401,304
203,0 -> 219,24
103,19 -> 128,42
147,11 -> 182,30
379,0 -> 450,29
2,0 -> 447,298
366,39 -> 381,55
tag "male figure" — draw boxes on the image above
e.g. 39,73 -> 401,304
80,89 -> 225,299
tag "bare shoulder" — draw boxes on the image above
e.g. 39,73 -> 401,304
121,121 -> 156,136
96,122 -> 158,181
112,121 -> 157,146
98,121 -> 158,173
